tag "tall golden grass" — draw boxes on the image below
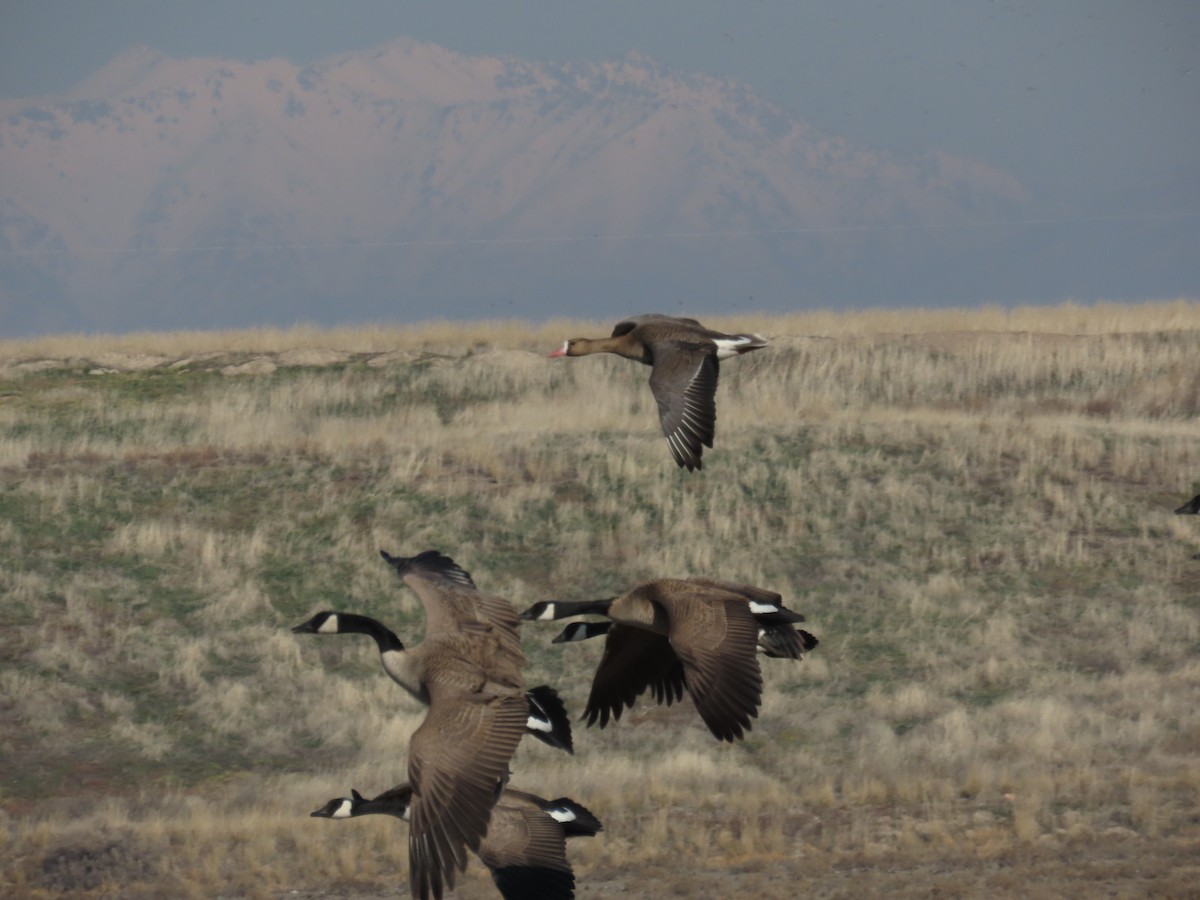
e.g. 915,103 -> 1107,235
2,299 -> 1199,898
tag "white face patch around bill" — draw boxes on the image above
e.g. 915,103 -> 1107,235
317,614 -> 340,634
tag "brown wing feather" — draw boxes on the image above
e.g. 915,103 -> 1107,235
407,680 -> 527,900
477,793 -> 572,874
683,578 -> 783,605
611,314 -> 703,337
657,592 -> 763,742
648,347 -> 718,471
399,573 -> 523,659
582,625 -> 685,728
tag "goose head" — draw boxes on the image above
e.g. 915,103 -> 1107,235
518,601 -> 560,621
548,338 -> 594,358
310,797 -> 355,819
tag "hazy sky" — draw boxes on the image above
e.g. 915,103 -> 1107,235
3,0 -> 1198,208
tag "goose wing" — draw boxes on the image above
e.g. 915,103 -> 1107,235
684,577 -> 806,623
582,624 -> 686,728
406,678 -> 528,900
611,314 -> 703,337
647,344 -> 718,471
683,578 -> 782,605
657,591 -> 763,742
478,792 -> 574,900
382,550 -> 521,651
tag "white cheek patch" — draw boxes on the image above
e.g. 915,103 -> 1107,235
536,604 -> 557,621
318,615 -> 339,634
331,799 -> 353,819
748,601 -> 780,615
546,806 -> 577,824
527,714 -> 553,732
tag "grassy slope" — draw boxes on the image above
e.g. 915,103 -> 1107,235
1,302 -> 1198,897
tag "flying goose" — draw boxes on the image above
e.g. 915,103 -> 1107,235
519,578 -> 816,742
548,314 -> 767,471
291,608 -> 573,753
1176,493 -> 1200,514
312,783 -> 603,900
292,550 -> 539,900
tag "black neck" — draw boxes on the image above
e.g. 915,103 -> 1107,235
355,784 -> 413,819
336,613 -> 405,653
553,599 -> 615,618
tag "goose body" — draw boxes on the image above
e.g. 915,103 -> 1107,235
548,314 -> 767,471
312,783 -> 602,900
519,578 -> 816,742
290,610 -> 572,753
292,550 -> 565,900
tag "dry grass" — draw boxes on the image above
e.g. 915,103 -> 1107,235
2,299 -> 1199,898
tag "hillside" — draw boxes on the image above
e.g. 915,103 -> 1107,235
1,302 -> 1199,897
0,37 -> 1041,335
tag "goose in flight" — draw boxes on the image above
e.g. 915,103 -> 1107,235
548,314 -> 767,471
312,782 -> 602,900
520,577 -> 816,742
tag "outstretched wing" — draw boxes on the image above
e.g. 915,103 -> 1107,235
582,625 -> 686,728
648,345 -> 718,471
381,550 -> 522,655
611,314 -> 702,337
406,680 -> 527,900
658,591 -> 763,742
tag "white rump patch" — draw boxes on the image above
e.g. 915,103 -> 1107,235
712,335 -> 764,359
748,600 -> 780,615
317,615 -> 340,634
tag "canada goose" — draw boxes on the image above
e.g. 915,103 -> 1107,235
1176,493 -> 1200,514
291,609 -> 572,753
519,578 -> 815,742
292,550 -> 538,900
548,314 -> 767,471
312,783 -> 603,900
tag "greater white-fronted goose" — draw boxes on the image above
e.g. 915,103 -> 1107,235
292,550 -> 541,900
1176,493 -> 1200,514
519,578 -> 816,742
311,783 -> 603,900
548,314 -> 767,471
